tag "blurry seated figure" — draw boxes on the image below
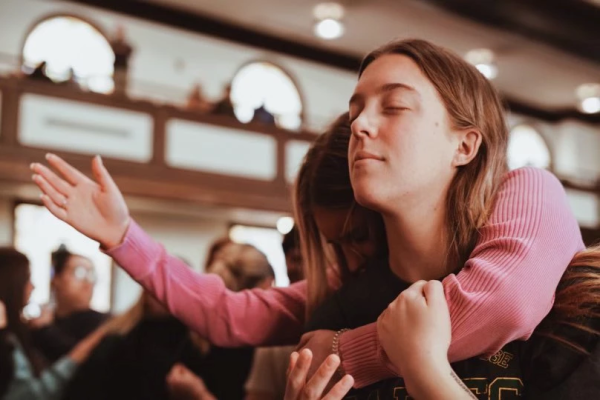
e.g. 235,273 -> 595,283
110,25 -> 133,96
27,61 -> 52,83
64,242 -> 273,400
186,83 -> 212,113
251,104 -> 275,126
245,227 -> 303,400
31,245 -> 107,362
211,84 -> 236,118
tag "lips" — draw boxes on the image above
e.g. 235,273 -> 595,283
354,150 -> 383,164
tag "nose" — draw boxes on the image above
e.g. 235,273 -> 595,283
351,112 -> 377,141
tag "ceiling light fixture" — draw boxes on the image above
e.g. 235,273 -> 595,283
313,2 -> 345,40
465,48 -> 498,80
276,216 -> 295,235
576,83 -> 600,114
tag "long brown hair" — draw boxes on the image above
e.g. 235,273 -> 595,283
0,248 -> 44,375
537,245 -> 600,353
294,113 -> 385,316
359,39 -> 509,270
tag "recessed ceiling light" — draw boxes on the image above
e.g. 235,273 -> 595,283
465,48 -> 498,80
576,83 -> 600,114
276,216 -> 294,234
314,18 -> 344,40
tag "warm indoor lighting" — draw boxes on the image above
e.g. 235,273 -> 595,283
314,18 -> 344,40
576,83 -> 600,114
313,2 -> 345,40
276,216 -> 294,235
465,48 -> 498,80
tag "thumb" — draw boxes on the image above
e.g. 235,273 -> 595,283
92,155 -> 117,192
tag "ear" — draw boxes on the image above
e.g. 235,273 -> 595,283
453,129 -> 482,167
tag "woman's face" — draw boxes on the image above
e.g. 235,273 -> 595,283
52,255 -> 95,308
348,54 -> 459,213
314,206 -> 378,273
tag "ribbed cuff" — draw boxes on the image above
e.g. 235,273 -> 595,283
338,323 -> 397,388
103,219 -> 161,280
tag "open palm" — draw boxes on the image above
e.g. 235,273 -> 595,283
31,154 -> 130,249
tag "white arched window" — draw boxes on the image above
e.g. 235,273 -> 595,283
230,62 -> 303,130
23,16 -> 115,93
507,124 -> 551,170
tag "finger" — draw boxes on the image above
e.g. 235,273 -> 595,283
284,349 -> 313,400
303,354 -> 340,399
92,155 -> 118,192
287,351 -> 299,378
322,375 -> 354,400
40,194 -> 68,221
404,280 -> 428,300
33,175 -> 68,207
31,163 -> 72,196
407,280 -> 428,294
46,153 -> 89,186
424,280 -> 445,305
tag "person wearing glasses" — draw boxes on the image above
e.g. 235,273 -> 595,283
30,245 -> 107,362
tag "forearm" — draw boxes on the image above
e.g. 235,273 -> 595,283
107,220 -> 307,347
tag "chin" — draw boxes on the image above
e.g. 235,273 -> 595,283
353,181 -> 384,211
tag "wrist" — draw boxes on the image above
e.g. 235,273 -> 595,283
102,217 -> 130,249
403,359 -> 452,399
331,328 -> 350,377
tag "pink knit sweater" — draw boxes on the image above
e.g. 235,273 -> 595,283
106,168 -> 584,388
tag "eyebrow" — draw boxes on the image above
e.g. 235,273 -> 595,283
349,82 -> 420,107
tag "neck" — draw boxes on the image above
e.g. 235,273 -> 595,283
383,188 -> 450,283
55,301 -> 89,318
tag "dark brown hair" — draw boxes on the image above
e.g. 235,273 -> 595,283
294,113 -> 385,316
0,248 -> 43,377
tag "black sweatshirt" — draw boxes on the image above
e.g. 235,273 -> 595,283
306,259 -> 600,399
31,309 -> 107,362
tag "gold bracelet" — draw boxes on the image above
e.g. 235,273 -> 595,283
331,328 -> 350,378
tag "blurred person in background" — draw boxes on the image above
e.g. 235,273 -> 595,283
62,288 -> 207,400
30,245 -> 107,363
0,248 -> 107,400
245,226 -> 303,400
64,241 -> 274,400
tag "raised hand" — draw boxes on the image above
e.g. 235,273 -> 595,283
31,154 -> 130,249
285,349 -> 354,400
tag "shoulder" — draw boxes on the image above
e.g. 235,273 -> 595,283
500,167 -> 564,194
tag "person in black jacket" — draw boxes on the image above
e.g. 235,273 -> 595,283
299,248 -> 600,399
30,246 -> 107,362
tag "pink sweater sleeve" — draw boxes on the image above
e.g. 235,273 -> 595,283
339,167 -> 585,387
106,221 -> 307,347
